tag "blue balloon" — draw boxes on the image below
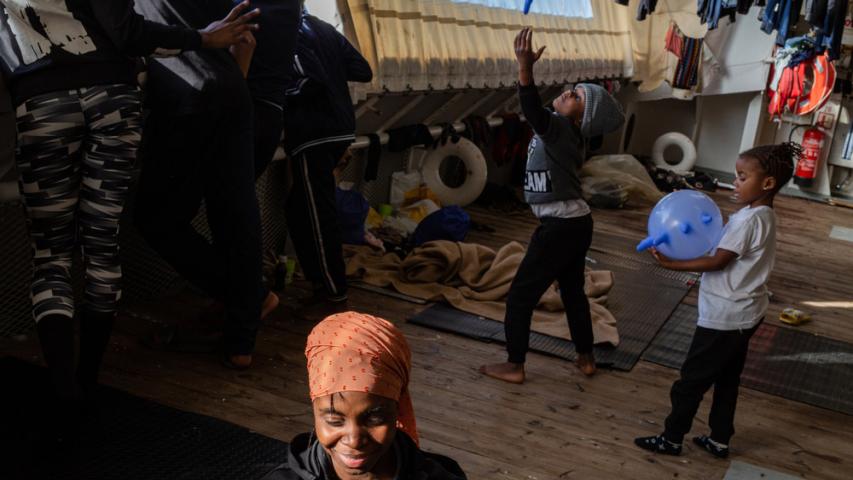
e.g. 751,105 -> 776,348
523,0 -> 534,14
636,190 -> 723,260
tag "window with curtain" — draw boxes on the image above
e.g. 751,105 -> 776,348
450,0 -> 593,19
344,0 -> 631,94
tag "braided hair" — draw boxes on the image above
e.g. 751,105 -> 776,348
739,142 -> 801,193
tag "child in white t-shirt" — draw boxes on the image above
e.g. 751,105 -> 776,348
634,142 -> 801,459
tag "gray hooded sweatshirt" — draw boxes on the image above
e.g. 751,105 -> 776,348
519,82 -> 624,204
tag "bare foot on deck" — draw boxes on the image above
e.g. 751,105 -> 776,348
262,291 -> 280,319
478,362 -> 525,384
576,353 -> 597,377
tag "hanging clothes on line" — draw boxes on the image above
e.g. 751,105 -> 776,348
760,0 -> 805,46
809,0 -> 849,60
620,0 -> 757,26
672,36 -> 704,90
665,23 -> 685,58
636,0 -> 659,21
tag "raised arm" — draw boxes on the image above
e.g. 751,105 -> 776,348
90,0 -> 260,56
514,28 -> 550,135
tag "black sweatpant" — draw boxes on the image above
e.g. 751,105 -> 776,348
505,214 -> 594,364
663,322 -> 760,444
286,143 -> 348,299
252,98 -> 284,180
134,108 -> 264,355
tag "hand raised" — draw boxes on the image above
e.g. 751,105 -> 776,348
200,1 -> 261,49
514,27 -> 546,69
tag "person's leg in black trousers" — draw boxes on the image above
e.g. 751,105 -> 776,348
707,324 -> 758,445
636,324 -> 759,456
556,215 -> 595,374
135,112 -> 224,300
201,106 -> 264,361
196,98 -> 284,324
286,143 -> 348,302
252,99 -> 284,180
135,109 -> 264,365
662,327 -> 732,444
480,215 -> 593,383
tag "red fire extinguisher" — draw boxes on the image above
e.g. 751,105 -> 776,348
794,127 -> 825,188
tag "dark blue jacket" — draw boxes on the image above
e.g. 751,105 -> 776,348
283,13 -> 372,156
241,0 -> 301,108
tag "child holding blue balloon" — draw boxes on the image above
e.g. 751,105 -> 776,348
635,143 -> 801,459
479,28 -> 624,384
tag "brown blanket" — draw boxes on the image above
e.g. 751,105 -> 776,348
345,241 -> 619,346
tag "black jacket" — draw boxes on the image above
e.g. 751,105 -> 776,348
261,432 -> 467,480
0,0 -> 201,106
135,0 -> 249,115
244,0 -> 301,108
283,13 -> 372,156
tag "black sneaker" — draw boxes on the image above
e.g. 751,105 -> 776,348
634,435 -> 682,455
693,435 -> 729,458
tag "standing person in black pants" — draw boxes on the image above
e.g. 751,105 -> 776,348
283,9 -> 372,307
134,0 -> 269,369
193,0 -> 303,330
241,0 -> 302,180
0,0 -> 258,410
478,28 -> 624,384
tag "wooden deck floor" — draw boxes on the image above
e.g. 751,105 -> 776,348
3,191 -> 853,479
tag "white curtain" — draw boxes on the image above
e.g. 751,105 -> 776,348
344,0 -> 634,93
450,0 -> 593,19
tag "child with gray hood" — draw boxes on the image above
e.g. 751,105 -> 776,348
480,28 -> 624,384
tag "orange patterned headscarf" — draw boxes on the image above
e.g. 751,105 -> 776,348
305,312 -> 419,445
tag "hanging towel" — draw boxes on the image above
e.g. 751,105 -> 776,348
364,133 -> 381,181
672,36 -> 704,90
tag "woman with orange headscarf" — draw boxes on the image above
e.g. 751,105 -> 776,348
262,312 -> 466,480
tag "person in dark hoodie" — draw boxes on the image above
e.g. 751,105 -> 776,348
479,28 -> 624,384
282,9 -> 373,308
262,312 -> 466,480
133,0 -> 276,370
0,0 -> 258,406
175,0 -> 303,351
239,0 -> 301,179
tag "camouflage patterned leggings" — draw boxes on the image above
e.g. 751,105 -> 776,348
15,84 -> 142,322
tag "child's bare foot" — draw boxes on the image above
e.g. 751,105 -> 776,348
223,354 -> 252,370
478,362 -> 525,384
262,291 -> 280,319
576,352 -> 597,377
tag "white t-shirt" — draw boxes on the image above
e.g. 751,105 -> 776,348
530,198 -> 591,219
698,205 -> 777,331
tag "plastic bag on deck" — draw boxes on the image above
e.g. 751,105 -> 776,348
580,155 -> 663,207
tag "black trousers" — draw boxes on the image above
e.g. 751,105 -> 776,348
286,143 -> 348,298
252,98 -> 284,180
663,322 -> 760,444
134,108 -> 264,355
505,214 -> 594,364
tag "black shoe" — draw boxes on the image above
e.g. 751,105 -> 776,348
693,435 -> 729,458
634,435 -> 682,455
299,290 -> 348,307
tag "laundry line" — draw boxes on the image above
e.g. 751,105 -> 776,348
349,116 -> 523,150
272,115 -> 526,161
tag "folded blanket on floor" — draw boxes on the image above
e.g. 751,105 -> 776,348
345,241 -> 619,346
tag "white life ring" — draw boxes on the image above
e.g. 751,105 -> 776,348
652,132 -> 697,173
421,137 -> 487,207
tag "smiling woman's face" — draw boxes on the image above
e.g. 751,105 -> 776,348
313,391 -> 399,479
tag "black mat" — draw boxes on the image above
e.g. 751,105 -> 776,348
408,252 -> 693,371
1,357 -> 288,480
642,306 -> 853,416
